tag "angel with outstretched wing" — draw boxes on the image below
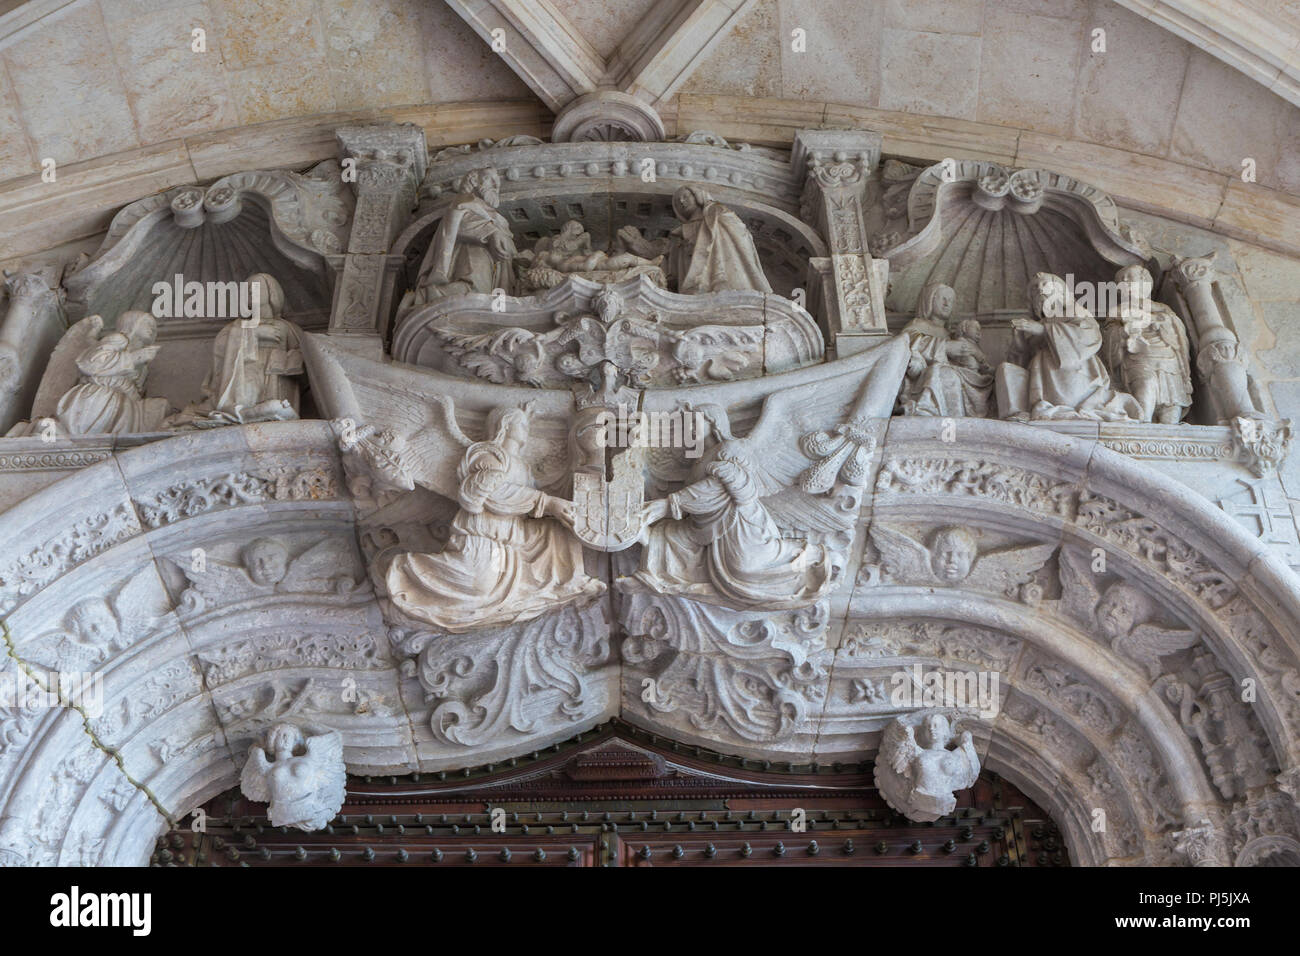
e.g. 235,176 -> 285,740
874,712 -> 981,822
632,337 -> 910,610
868,524 -> 1054,597
1058,547 -> 1198,678
48,566 -> 172,671
240,723 -> 345,831
382,402 -> 605,632
8,312 -> 168,437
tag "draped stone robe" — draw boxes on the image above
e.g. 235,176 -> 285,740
1024,309 -> 1141,421
636,445 -> 829,609
385,440 -> 603,632
670,189 -> 772,296
898,315 -> 991,417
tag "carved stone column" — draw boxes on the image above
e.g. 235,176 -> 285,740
793,130 -> 887,354
1172,254 -> 1292,476
331,124 -> 428,346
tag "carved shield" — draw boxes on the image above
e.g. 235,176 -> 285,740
570,447 -> 644,551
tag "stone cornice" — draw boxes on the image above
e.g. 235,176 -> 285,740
3,96 -> 1300,267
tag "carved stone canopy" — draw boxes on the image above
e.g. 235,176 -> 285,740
878,160 -> 1150,316
62,165 -> 353,327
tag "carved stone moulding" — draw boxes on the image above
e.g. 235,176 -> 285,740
394,599 -> 619,770
391,274 -> 824,385
416,139 -> 803,213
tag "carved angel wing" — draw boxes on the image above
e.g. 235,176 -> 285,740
168,558 -> 259,614
304,728 -> 347,812
1114,624 -> 1199,679
641,334 -> 908,498
967,541 -> 1057,596
279,539 -> 364,594
111,564 -> 174,636
868,524 -> 934,584
238,747 -> 273,803
953,730 -> 981,789
884,721 -> 921,778
302,334 -> 573,499
1058,547 -> 1102,628
30,314 -> 104,420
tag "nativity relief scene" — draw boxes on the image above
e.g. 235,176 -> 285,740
0,68 -> 1298,871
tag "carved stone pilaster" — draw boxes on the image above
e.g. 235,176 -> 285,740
333,124 -> 428,338
793,130 -> 887,347
0,272 -> 64,434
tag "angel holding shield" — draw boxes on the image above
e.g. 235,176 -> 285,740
634,403 -> 834,610
384,404 -> 606,632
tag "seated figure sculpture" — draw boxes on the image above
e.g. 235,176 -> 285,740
1102,265 -> 1193,424
896,282 -> 992,417
618,185 -> 772,295
999,272 -> 1141,422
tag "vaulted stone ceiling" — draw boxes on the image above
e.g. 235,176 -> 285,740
0,0 -> 1297,265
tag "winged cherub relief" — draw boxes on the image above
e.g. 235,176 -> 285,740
30,567 -> 172,672
875,710 -> 981,822
865,524 -> 1055,601
1058,547 -> 1198,678
238,722 -> 345,831
166,537 -> 366,614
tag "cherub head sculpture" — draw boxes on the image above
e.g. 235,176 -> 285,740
267,722 -> 306,761
67,598 -> 119,645
928,527 -> 978,582
1096,580 -> 1155,640
242,537 -> 290,586
921,712 -> 953,749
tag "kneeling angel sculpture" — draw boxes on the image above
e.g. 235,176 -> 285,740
383,403 -> 605,631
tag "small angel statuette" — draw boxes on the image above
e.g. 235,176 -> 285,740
239,723 -> 345,832
875,711 -> 980,822
866,524 -> 1054,601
